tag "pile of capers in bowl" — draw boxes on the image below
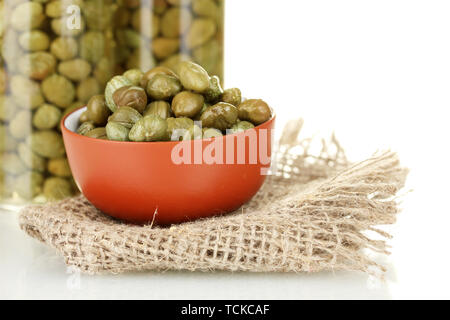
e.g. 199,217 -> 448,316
77,61 -> 272,142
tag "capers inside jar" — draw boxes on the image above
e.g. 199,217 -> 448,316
77,62 -> 272,142
0,0 -> 225,204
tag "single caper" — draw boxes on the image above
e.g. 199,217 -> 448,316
79,111 -> 90,124
230,121 -> 255,134
203,128 -> 223,139
167,117 -> 195,141
203,76 -> 223,103
200,102 -> 238,131
48,158 -> 72,177
50,37 -> 78,61
185,18 -> 217,49
10,2 -> 45,32
3,153 -> 27,175
140,66 -> 177,89
113,86 -> 147,114
181,125 -> 203,141
221,88 -> 242,106
178,61 -> 210,92
146,74 -> 182,100
58,59 -> 92,82
106,122 -> 130,142
129,115 -> 168,142
28,131 -> 66,158
161,7 -> 192,38
85,127 -> 108,140
87,95 -> 111,126
238,99 -> 272,126
172,91 -> 205,118
43,177 -> 73,201
9,111 -> 31,140
18,30 -> 50,52
144,101 -> 172,119
108,106 -> 143,129
123,69 -> 144,86
18,52 -> 56,80
18,143 -> 46,173
152,38 -> 180,60
41,74 -> 75,108
77,121 -> 95,136
77,77 -> 101,103
33,104 -> 62,130
15,171 -> 45,200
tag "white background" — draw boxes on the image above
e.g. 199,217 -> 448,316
1,0 -> 450,300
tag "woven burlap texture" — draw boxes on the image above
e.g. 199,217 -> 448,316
19,119 -> 408,275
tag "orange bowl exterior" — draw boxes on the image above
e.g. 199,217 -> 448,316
61,108 -> 275,224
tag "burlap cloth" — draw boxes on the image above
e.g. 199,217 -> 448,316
19,120 -> 408,275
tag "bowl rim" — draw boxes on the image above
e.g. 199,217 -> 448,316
61,106 -> 276,146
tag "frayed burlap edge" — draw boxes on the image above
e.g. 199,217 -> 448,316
19,119 -> 408,275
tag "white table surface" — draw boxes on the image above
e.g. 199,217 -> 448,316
1,182 -> 448,300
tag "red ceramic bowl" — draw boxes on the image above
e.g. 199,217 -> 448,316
61,107 -> 275,224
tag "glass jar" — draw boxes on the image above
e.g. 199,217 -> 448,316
0,0 -> 224,206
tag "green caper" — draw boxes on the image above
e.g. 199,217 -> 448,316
113,86 -> 147,114
178,61 -> 210,92
9,111 -> 31,140
18,143 -> 46,172
204,76 -> 223,103
144,101 -> 172,119
10,2 -> 45,32
161,7 -> 192,38
18,52 -> 56,80
140,66 -> 177,88
15,171 -> 45,200
131,8 -> 160,38
41,74 -> 75,108
79,31 -> 105,64
152,38 -> 180,60
77,121 -> 95,136
85,127 -> 108,140
129,115 -> 168,142
185,18 -> 217,49
10,75 -> 44,109
28,131 -> 66,158
203,128 -> 223,139
3,153 -> 27,175
221,88 -> 242,106
200,102 -> 238,131
146,74 -> 182,100
18,30 -> 50,52
238,99 -> 272,125
106,122 -> 130,142
167,117 -> 194,141
123,69 -> 144,86
192,0 -> 220,20
51,17 -> 85,37
172,91 -> 205,118
79,111 -> 90,124
181,125 -> 202,141
230,121 -> 255,134
77,77 -> 101,103
0,126 -> 18,152
58,59 -> 92,82
87,95 -> 111,126
43,177 -> 73,201
0,97 -> 18,122
48,158 -> 72,177
50,37 -> 78,61
108,106 -> 142,129
33,104 -> 62,130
